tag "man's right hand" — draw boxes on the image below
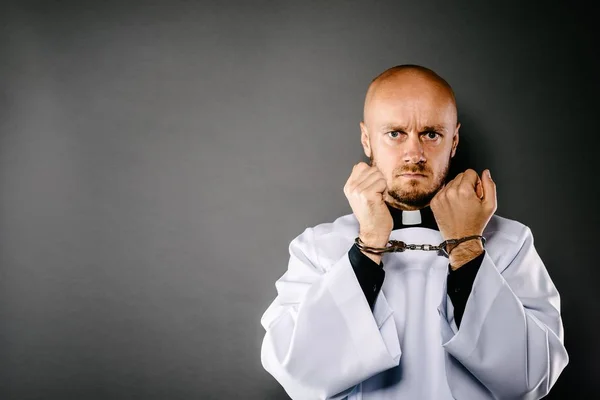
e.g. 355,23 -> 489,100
343,162 -> 393,263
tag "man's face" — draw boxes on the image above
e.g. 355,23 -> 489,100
361,73 -> 459,210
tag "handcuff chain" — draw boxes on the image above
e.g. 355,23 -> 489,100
355,235 -> 486,258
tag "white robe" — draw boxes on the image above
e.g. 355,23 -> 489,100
260,211 -> 569,399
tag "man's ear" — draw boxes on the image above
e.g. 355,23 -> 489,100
360,121 -> 372,158
451,122 -> 460,158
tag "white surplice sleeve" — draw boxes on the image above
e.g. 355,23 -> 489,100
260,227 -> 401,400
438,224 -> 569,399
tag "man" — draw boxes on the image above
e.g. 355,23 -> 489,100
260,65 -> 568,399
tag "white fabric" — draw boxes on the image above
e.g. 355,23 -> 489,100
260,212 -> 568,399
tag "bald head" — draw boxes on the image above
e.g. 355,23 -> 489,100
363,65 -> 457,125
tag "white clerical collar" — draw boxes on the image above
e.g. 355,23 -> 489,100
402,209 -> 422,225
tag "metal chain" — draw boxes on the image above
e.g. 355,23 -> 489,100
355,235 -> 486,258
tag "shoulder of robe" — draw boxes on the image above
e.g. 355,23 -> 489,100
288,213 -> 358,272
483,213 -> 538,273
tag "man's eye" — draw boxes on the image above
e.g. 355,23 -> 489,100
424,131 -> 440,139
388,131 -> 401,139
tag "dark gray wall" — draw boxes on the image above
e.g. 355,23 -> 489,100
1,1 -> 597,399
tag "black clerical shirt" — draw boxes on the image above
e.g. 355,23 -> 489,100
348,203 -> 485,328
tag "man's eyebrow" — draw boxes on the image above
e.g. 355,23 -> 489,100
421,125 -> 447,132
379,124 -> 447,132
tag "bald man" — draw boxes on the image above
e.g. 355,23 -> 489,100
260,65 -> 568,399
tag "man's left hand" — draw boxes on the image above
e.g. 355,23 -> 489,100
430,169 -> 497,269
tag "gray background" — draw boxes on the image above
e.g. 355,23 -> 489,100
1,0 -> 597,399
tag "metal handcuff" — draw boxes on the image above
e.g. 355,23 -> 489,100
354,235 -> 486,258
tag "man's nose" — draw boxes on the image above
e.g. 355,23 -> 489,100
403,134 -> 426,164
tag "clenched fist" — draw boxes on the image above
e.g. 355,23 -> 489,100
430,168 -> 497,267
343,162 -> 393,250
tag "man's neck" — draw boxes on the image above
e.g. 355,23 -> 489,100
385,200 -> 430,211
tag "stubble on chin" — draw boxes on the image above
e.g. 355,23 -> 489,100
369,154 -> 450,210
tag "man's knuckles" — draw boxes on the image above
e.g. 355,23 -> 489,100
353,162 -> 370,172
458,184 -> 474,197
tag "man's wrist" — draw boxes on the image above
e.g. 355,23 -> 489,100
358,232 -> 390,265
358,231 -> 390,247
449,240 -> 484,270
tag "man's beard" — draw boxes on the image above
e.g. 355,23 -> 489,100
370,153 -> 451,209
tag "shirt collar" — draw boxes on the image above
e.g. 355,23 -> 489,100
386,202 -> 439,231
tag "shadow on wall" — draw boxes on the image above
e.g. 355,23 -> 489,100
447,111 -> 495,182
